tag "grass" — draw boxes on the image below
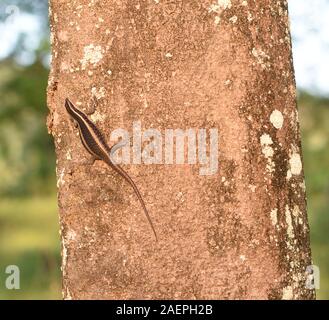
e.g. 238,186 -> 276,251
0,196 -> 61,299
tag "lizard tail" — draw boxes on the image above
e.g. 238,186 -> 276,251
107,162 -> 158,241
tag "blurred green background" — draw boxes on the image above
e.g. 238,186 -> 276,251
0,1 -> 328,299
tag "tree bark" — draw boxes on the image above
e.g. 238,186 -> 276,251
47,0 -> 315,299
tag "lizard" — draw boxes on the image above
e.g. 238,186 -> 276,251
65,98 -> 158,241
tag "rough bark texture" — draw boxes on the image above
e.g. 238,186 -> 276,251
47,0 -> 315,299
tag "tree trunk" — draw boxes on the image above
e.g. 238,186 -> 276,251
47,0 -> 315,300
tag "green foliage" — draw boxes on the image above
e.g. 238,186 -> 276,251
298,92 -> 329,299
0,60 -> 56,196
